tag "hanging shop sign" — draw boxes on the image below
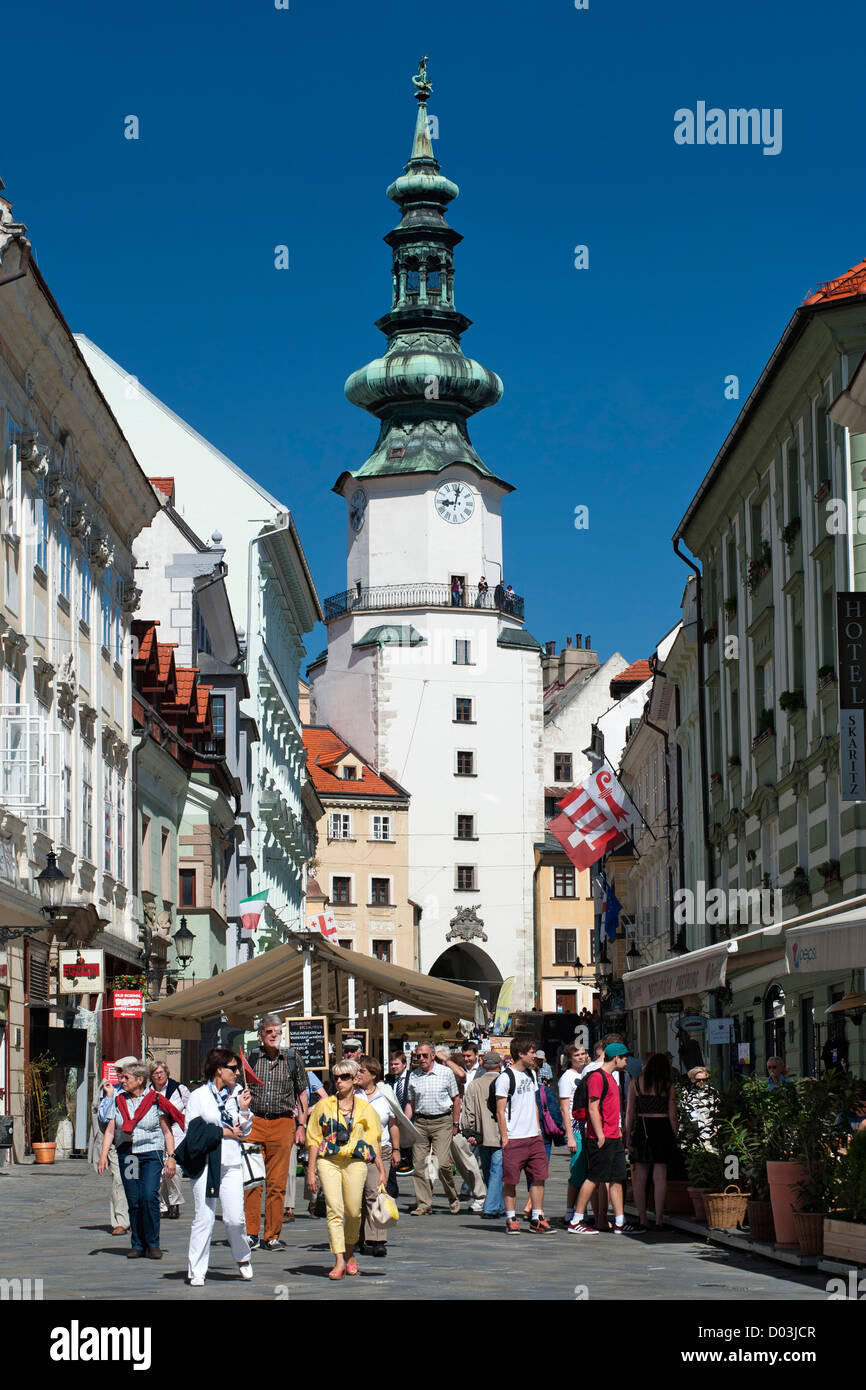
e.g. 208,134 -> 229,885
656,998 -> 684,1014
679,1014 -> 708,1032
838,592 -> 866,800
59,949 -> 105,995
112,990 -> 143,1019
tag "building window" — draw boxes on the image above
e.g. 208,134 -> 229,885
211,695 -> 225,738
371,814 -> 391,840
81,745 -> 93,862
554,752 -> 572,782
554,866 -> 576,898
342,764 -> 358,780
455,697 -> 473,722
34,482 -> 48,572
370,877 -> 390,906
103,765 -> 113,871
406,268 -> 420,292
455,639 -> 471,664
113,597 -> 122,664
101,581 -> 111,650
338,939 -> 353,951
195,603 -> 212,658
371,940 -> 392,962
329,812 -> 352,839
61,727 -> 72,848
161,827 -> 171,899
456,865 -> 476,891
456,814 -> 475,840
332,877 -> 352,904
59,528 -> 71,600
79,558 -> 92,627
554,929 -> 577,965
179,868 -> 196,907
116,775 -> 125,882
456,750 -> 474,775
555,990 -> 577,1014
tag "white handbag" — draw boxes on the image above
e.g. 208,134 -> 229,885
369,1187 -> 400,1227
241,1143 -> 266,1189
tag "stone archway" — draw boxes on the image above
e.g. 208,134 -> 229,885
428,943 -> 503,1012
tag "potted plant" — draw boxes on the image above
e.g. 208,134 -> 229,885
24,1053 -> 63,1163
818,663 -> 836,688
747,542 -> 772,591
825,1130 -> 866,1263
727,753 -> 741,769
815,479 -> 831,503
684,1146 -> 728,1222
723,595 -> 738,619
782,517 -> 801,554
724,1078 -> 776,1241
766,1071 -> 857,1247
792,1169 -> 834,1256
779,689 -> 806,714
702,623 -> 719,645
817,859 -> 841,885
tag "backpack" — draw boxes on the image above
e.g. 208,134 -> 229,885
538,1082 -> 565,1144
248,1046 -> 302,1098
486,1066 -> 523,1121
571,1068 -> 609,1119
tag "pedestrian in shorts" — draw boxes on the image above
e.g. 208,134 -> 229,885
569,1043 -> 641,1234
496,1038 -> 552,1234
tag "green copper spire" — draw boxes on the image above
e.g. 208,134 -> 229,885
338,58 -> 509,492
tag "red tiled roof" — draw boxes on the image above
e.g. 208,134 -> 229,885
194,684 -> 211,725
803,256 -> 866,306
171,668 -> 197,707
613,660 -> 652,686
156,642 -> 177,684
150,477 -> 175,502
303,726 -> 403,798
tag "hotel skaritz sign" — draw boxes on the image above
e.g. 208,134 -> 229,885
58,949 -> 105,995
838,593 -> 866,800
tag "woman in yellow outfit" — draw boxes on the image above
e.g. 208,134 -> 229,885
306,1059 -> 386,1279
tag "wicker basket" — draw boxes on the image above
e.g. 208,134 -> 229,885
792,1211 -> 825,1256
704,1184 -> 749,1230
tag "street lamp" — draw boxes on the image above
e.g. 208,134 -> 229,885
626,939 -> 641,968
826,973 -> 866,1028
172,916 -> 195,972
36,851 -> 69,921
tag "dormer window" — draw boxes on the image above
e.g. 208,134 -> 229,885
342,765 -> 358,781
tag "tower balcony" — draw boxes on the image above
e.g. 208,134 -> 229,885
323,581 -> 525,623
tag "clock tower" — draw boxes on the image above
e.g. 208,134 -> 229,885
310,60 -> 544,1011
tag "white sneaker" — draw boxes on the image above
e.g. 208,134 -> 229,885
189,1275 -> 205,1286
471,1199 -> 485,1213
238,1262 -> 253,1280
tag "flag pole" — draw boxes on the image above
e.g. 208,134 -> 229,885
601,753 -> 657,841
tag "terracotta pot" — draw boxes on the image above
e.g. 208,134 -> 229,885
823,1217 -> 866,1265
32,1142 -> 57,1165
746,1199 -> 775,1243
792,1210 -> 825,1257
687,1185 -> 708,1221
766,1160 -> 807,1245
663,1180 -> 694,1215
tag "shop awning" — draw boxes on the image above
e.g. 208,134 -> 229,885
784,907 -> 866,974
623,941 -> 737,1010
145,933 -> 486,1039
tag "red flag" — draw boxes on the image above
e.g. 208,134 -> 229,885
239,1045 -> 263,1087
549,768 -> 635,870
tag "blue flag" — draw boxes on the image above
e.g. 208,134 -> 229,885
597,870 -> 621,940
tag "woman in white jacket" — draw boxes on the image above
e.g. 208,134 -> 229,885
185,1048 -> 254,1286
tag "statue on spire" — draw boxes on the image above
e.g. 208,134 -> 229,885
412,55 -> 432,102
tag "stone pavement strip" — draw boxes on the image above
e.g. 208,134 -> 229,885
0,1151 -> 833,1302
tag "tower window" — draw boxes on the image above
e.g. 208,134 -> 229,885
406,270 -> 420,292
427,270 -> 441,291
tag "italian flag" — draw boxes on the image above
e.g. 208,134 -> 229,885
240,890 -> 269,938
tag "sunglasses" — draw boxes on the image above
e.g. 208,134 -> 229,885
334,1072 -> 353,1081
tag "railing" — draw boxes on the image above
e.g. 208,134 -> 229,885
323,582 -> 525,622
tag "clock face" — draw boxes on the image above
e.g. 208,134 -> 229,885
349,487 -> 367,533
435,480 -> 475,524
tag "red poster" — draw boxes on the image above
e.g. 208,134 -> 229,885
113,990 -> 143,1019
102,1061 -> 119,1086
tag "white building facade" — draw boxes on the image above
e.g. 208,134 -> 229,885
75,338 -> 322,954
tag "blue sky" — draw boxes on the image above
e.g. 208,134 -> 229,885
3,0 -> 865,667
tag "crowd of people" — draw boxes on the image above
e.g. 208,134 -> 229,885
100,1022 -> 841,1281
448,575 -> 517,612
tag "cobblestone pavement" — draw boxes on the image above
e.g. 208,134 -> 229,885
0,1151 -> 833,1302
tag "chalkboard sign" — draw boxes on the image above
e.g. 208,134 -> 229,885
337,1025 -> 370,1057
286,1016 -> 329,1070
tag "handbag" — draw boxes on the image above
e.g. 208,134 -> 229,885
241,1143 -> 265,1189
369,1186 -> 400,1227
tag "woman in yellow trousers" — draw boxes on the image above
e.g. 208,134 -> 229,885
306,1060 -> 385,1279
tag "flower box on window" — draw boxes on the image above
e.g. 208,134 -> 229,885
818,664 -> 836,690
709,771 -> 722,788
779,689 -> 805,714
723,596 -> 737,619
702,624 -> 718,645
815,480 -> 831,503
747,545 -> 772,592
782,517 -> 801,554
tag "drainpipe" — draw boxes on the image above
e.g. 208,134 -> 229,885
672,539 -> 716,935
644,659 -> 676,953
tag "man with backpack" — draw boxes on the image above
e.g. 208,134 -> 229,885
568,1042 -> 638,1235
494,1038 -> 553,1234
243,1014 -> 308,1251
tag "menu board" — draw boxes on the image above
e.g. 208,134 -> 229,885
286,1016 -> 329,1071
337,1025 -> 370,1057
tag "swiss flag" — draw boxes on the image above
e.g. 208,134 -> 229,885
549,768 -> 635,870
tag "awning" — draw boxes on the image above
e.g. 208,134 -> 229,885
623,941 -> 736,1010
784,907 -> 866,974
145,933 -> 486,1039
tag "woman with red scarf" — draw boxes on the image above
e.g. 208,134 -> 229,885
97,1061 -> 179,1259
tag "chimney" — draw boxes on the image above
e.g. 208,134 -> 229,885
566,637 -> 572,648
542,639 -> 559,689
586,634 -> 592,651
576,634 -> 582,649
